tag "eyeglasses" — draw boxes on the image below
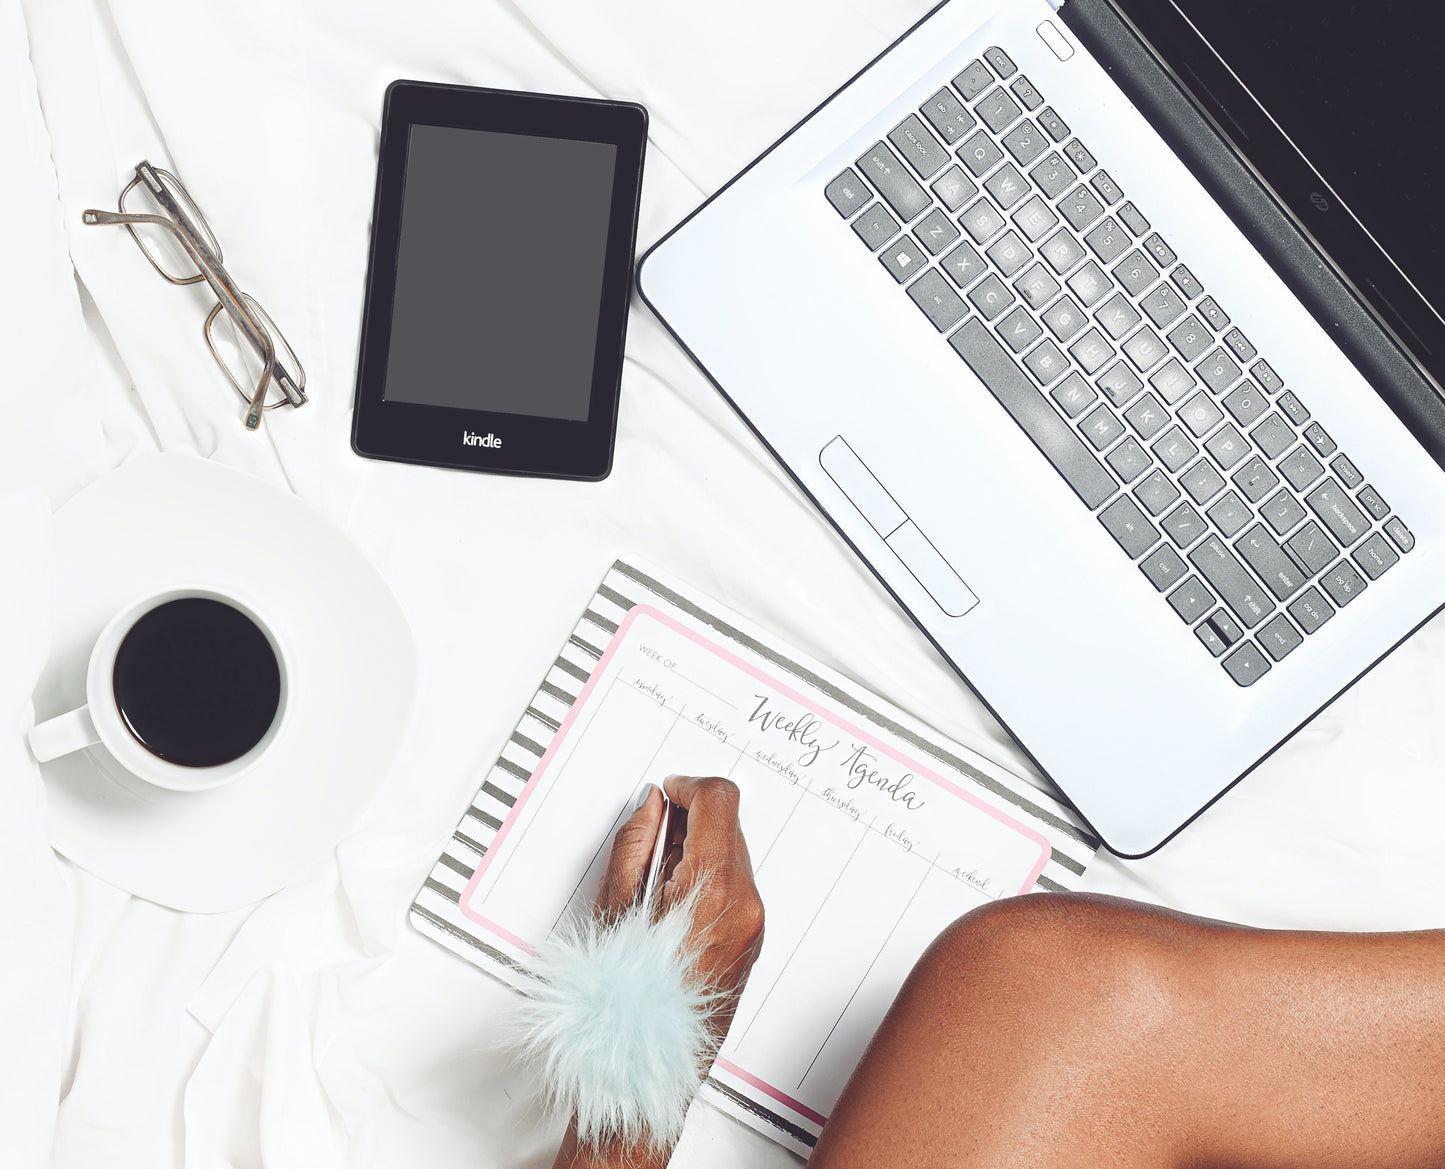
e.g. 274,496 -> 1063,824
83,161 -> 307,431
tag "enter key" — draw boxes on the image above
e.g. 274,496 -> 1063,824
1235,523 -> 1307,601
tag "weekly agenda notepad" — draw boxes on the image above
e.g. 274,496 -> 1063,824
412,561 -> 1097,1154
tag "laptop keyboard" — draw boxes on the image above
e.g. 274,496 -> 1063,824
825,45 -> 1415,687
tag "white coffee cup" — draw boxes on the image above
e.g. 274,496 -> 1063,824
27,586 -> 289,792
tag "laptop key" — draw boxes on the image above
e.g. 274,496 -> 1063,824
1384,516 -> 1414,552
959,198 -> 1007,243
851,202 -> 901,250
1091,171 -> 1123,206
1069,327 -> 1115,375
1064,138 -> 1097,173
1232,455 -> 1279,503
1167,314 -> 1212,363
1162,501 -> 1207,548
1237,523 -> 1308,600
985,233 -> 1032,286
1042,295 -> 1088,342
1097,361 -> 1144,407
1207,608 -> 1244,646
1277,391 -> 1310,426
1038,107 -> 1070,142
1080,403 -> 1124,450
826,169 -> 871,217
1353,532 -> 1399,579
1060,185 -> 1107,231
941,239 -> 987,287
915,207 -> 961,255
879,237 -> 928,282
1303,423 -> 1336,459
1223,380 -> 1268,427
1096,292 -> 1141,340
1141,543 -> 1188,591
967,273 -> 1015,319
1144,233 -> 1177,267
1125,392 -> 1169,440
1222,641 -> 1271,686
1198,347 -> 1243,394
1002,120 -> 1049,166
1123,326 -> 1168,373
1012,194 -> 1059,242
1152,425 -> 1198,473
1041,229 -> 1086,274
1207,490 -> 1252,539
1180,459 -> 1226,505
949,318 -> 1118,508
921,88 -> 978,145
931,164 -> 978,211
1085,217 -> 1130,264
996,306 -> 1042,353
1288,586 -> 1335,634
1320,559 -> 1367,606
1067,260 -> 1113,307
1279,446 -> 1325,492
1148,357 -> 1195,404
1050,371 -> 1096,417
906,269 -> 967,331
1013,262 -> 1061,307
1102,495 -> 1161,558
984,162 -> 1029,209
1285,520 -> 1339,576
1261,488 -> 1307,535
1135,468 -> 1181,515
889,114 -> 950,179
1117,201 -> 1149,237
1169,575 -> 1217,624
1204,422 -> 1248,470
1196,622 -> 1228,657
1224,328 -> 1257,363
1179,391 -> 1223,437
1009,75 -> 1043,110
1029,151 -> 1077,199
1257,614 -> 1303,661
984,46 -> 1017,78
953,60 -> 994,102
1171,265 -> 1204,300
1329,453 -> 1362,489
1251,359 -> 1283,394
978,87 -> 1023,134
1251,413 -> 1294,461
856,144 -> 931,222
1106,436 -> 1152,483
1306,477 -> 1369,546
1139,282 -> 1186,329
1197,296 -> 1230,331
1189,535 -> 1275,628
1356,484 -> 1389,521
958,131 -> 1005,177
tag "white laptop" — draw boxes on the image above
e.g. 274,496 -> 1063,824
638,0 -> 1445,855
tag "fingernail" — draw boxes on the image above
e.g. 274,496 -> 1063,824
633,783 -> 654,811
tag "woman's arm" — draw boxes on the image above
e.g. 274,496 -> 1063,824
810,892 -> 1445,1169
551,776 -> 765,1169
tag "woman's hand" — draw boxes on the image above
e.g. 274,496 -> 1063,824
596,775 -> 766,1036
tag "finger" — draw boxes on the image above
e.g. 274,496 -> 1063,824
596,784 -> 664,915
661,776 -> 744,904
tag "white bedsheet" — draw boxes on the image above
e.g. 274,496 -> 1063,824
3,0 -> 1445,1165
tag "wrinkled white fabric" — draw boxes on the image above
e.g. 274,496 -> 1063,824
2,0 -> 1445,1166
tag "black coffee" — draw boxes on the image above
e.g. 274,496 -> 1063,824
112,597 -> 281,768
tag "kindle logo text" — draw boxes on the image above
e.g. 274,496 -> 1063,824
463,431 -> 502,449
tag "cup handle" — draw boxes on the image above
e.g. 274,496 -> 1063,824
27,706 -> 100,763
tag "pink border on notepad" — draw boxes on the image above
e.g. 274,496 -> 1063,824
459,605 -> 1053,1124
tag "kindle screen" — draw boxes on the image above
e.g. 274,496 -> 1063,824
382,123 -> 619,422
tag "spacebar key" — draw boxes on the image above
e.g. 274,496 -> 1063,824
950,319 -> 1117,509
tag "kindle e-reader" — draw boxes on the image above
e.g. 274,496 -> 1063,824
351,81 -> 647,480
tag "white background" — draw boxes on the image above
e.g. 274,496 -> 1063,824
3,0 -> 1445,1166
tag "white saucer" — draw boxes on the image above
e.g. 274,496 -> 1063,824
34,453 -> 418,912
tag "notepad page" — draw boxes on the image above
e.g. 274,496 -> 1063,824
412,562 -> 1097,1154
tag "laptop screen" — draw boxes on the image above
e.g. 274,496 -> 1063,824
1103,0 -> 1445,392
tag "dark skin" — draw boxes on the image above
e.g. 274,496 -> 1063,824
554,784 -> 1445,1168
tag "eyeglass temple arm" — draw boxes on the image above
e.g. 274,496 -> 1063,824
82,208 -> 277,430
